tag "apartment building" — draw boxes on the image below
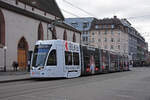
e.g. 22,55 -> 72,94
121,19 -> 148,64
90,16 -> 148,64
90,16 -> 128,55
65,16 -> 148,64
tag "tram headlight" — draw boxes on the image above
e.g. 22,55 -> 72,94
38,66 -> 45,70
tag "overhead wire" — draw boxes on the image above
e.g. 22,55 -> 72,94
61,8 -> 81,18
60,0 -> 150,32
62,0 -> 150,21
60,0 -> 150,48
62,0 -> 98,18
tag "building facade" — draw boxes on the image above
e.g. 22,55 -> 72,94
0,0 -> 81,71
120,19 -> 138,61
90,16 -> 148,65
65,16 -> 148,64
65,17 -> 98,45
90,16 -> 128,55
120,19 -> 148,65
136,34 -> 148,65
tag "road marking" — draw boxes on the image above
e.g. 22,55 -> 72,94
117,94 -> 135,99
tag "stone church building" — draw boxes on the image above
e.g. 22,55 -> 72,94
0,0 -> 81,71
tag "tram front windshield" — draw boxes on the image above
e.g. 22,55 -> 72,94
32,45 -> 51,67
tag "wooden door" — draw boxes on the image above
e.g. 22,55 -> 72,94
17,37 -> 28,70
18,49 -> 27,70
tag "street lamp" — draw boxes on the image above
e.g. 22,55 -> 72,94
3,46 -> 7,72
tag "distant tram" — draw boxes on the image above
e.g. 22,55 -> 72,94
30,40 -> 129,78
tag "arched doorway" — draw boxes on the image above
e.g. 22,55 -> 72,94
17,37 -> 28,70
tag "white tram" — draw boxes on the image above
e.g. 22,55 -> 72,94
31,40 -> 130,78
31,40 -> 81,78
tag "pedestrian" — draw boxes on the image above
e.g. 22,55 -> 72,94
12,61 -> 18,71
15,62 -> 18,71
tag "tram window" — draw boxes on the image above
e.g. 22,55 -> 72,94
73,52 -> 79,65
65,51 -> 72,65
47,50 -> 57,66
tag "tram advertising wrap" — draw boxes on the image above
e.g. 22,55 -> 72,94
80,46 -> 100,75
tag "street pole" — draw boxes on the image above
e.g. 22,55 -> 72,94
3,46 -> 7,72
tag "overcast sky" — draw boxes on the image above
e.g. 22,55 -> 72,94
56,0 -> 150,50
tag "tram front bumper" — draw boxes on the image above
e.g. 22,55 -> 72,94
30,70 -> 46,78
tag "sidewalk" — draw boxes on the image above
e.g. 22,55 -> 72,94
0,71 -> 31,83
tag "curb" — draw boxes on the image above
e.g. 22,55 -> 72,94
0,78 -> 31,83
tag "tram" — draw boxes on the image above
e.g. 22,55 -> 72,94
30,40 -> 129,78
